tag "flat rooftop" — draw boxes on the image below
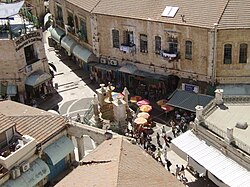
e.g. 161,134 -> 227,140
205,102 -> 250,146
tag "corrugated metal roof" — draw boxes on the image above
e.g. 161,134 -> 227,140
172,130 -> 250,187
91,0 -> 228,28
55,137 -> 184,187
167,89 -> 214,112
218,0 -> 250,29
0,113 -> 15,133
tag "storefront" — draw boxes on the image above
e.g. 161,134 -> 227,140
25,70 -> 53,102
60,35 -> 77,56
72,44 -> 98,72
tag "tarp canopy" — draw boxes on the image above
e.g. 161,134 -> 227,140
167,89 -> 214,112
118,64 -> 138,74
95,63 -> 119,72
49,27 -> 65,43
44,135 -> 74,165
172,130 -> 250,187
1,158 -> 50,187
0,1 -> 24,18
217,84 -> 250,96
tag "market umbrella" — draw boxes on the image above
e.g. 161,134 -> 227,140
137,112 -> 150,119
161,104 -> 174,112
157,99 -> 168,106
130,96 -> 142,103
139,104 -> 152,112
134,117 -> 147,125
137,99 -> 150,106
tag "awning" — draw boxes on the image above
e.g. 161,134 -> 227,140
44,135 -> 74,165
61,35 -> 77,55
95,63 -> 119,72
172,131 -> 250,187
118,64 -> 138,74
25,70 -> 52,88
134,70 -> 167,81
72,45 -> 97,63
44,12 -> 51,26
167,89 -> 214,112
0,83 -> 7,96
7,85 -> 17,96
1,158 -> 50,187
49,27 -> 65,43
217,84 -> 250,96
0,1 -> 24,18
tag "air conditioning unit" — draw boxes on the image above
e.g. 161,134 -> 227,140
21,162 -> 30,172
100,57 -> 107,64
109,59 -> 118,66
10,170 -> 16,179
15,168 -> 21,177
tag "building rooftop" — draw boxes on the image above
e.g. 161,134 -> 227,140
0,113 -> 15,134
55,137 -> 184,187
0,100 -> 67,144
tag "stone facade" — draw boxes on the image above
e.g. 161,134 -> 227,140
216,29 -> 250,84
0,30 -> 50,102
94,15 -> 212,82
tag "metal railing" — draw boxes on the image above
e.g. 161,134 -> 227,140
82,104 -> 94,125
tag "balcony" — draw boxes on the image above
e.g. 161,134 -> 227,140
120,43 -> 136,53
0,135 -> 36,169
160,50 -> 179,61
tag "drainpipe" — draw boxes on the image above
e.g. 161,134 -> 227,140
212,23 -> 218,86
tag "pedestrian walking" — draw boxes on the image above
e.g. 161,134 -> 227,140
180,165 -> 185,180
155,147 -> 162,163
175,164 -> 180,179
166,159 -> 172,172
156,132 -> 161,147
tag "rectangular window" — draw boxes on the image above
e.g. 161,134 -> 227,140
56,5 -> 63,27
224,44 -> 232,64
140,34 -> 148,53
78,19 -> 87,42
155,36 -> 161,54
239,43 -> 247,63
24,44 -> 38,65
112,29 -> 119,48
67,11 -> 74,27
123,31 -> 134,46
168,37 -> 178,54
185,40 -> 192,60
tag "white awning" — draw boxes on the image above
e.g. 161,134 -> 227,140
72,45 -> 94,63
25,70 -> 52,88
7,85 -> 17,96
172,130 -> 250,187
61,35 -> 77,55
1,158 -> 50,187
49,27 -> 65,43
44,135 -> 74,165
0,1 -> 24,18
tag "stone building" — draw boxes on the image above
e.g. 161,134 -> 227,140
48,0 -> 250,95
0,100 -> 75,187
0,4 -> 52,104
171,89 -> 250,186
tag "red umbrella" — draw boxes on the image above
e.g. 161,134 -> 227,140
137,99 -> 150,106
161,105 -> 174,112
139,104 -> 152,112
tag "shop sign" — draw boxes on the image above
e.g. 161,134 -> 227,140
15,31 -> 42,51
182,83 -> 199,93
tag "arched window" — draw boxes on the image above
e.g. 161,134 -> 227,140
155,36 -> 161,54
185,40 -> 192,60
239,43 -> 248,63
224,44 -> 232,64
112,29 -> 119,48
